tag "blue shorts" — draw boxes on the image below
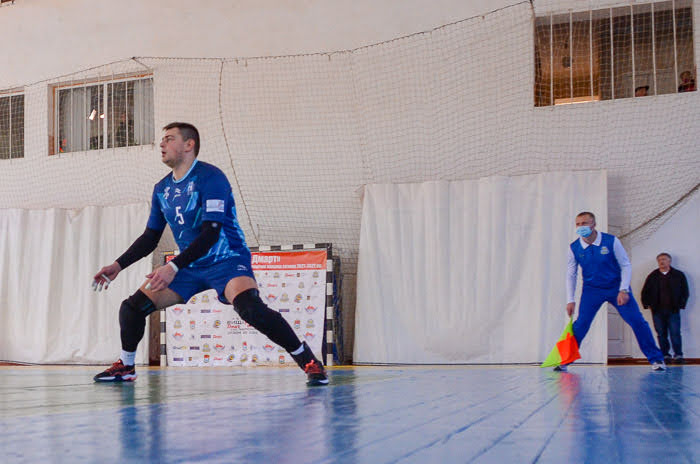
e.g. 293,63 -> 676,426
168,256 -> 255,304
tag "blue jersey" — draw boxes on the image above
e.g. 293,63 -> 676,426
147,160 -> 249,268
570,232 -> 621,290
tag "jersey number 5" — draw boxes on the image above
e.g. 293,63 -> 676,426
175,206 -> 185,225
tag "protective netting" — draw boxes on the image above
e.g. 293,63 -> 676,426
2,1 -> 698,361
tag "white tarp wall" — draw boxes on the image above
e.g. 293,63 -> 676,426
628,189 -> 699,359
354,171 -> 607,364
0,203 -> 151,364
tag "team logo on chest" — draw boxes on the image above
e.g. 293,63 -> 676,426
187,181 -> 195,196
600,246 -> 610,255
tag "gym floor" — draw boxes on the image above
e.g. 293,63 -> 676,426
1,364 -> 698,463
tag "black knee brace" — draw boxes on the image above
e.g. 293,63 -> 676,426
233,288 -> 301,352
119,290 -> 157,352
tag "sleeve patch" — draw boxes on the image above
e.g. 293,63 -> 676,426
206,199 -> 225,213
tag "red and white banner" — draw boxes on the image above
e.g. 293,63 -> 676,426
165,250 -> 327,367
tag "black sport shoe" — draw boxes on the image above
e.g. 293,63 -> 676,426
94,360 -> 137,382
291,342 -> 329,386
303,359 -> 329,386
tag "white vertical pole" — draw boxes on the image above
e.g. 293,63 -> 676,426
651,3 -> 657,95
672,0 -> 678,91
610,8 -> 615,99
569,11 -> 573,100
590,9 -> 594,98
631,5 -> 636,97
550,12 -> 554,105
8,96 -> 11,159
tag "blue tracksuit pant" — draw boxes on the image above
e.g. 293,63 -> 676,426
573,286 -> 664,364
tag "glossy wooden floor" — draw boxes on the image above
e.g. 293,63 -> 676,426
1,365 -> 698,463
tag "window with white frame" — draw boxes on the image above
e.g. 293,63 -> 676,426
0,92 -> 24,160
534,0 -> 695,106
54,76 -> 153,154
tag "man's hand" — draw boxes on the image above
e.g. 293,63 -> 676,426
617,291 -> 630,306
92,262 -> 122,291
145,263 -> 177,292
566,302 -> 575,317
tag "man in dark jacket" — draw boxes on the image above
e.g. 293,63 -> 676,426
641,253 -> 690,364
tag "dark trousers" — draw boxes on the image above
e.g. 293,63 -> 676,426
652,310 -> 683,358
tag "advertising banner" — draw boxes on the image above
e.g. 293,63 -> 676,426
165,249 -> 328,367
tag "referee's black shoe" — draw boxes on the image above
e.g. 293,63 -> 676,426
292,342 -> 329,386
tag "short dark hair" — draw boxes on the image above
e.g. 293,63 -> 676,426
576,211 -> 596,222
656,252 -> 672,261
163,122 -> 200,156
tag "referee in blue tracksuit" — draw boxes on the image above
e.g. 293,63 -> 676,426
556,211 -> 665,372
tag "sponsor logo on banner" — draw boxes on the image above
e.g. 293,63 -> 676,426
267,283 -> 277,288
201,334 -> 211,339
285,273 -> 295,278
263,344 -> 274,352
188,357 -> 193,361
227,321 -> 240,329
174,332 -> 184,340
213,308 -> 222,313
212,334 -> 222,339
313,271 -> 320,278
190,346 -> 200,350
173,307 -> 184,315
190,320 -> 196,330
294,320 -> 301,330
280,293 -> 289,302
200,309 -> 211,314
189,296 -> 197,304
294,294 -> 302,303
172,345 -> 186,350
298,282 -> 305,289
213,356 -> 224,362
174,357 -> 184,362
242,341 -> 248,351
266,294 -> 277,302
253,255 -> 281,265
279,308 -> 290,312
305,305 -> 317,314
202,294 -> 210,303
304,332 -> 315,341
204,354 -> 210,363
281,282 -> 287,288
252,354 -> 258,363
278,347 -> 286,352
214,344 -> 225,351
174,320 -> 182,329
279,355 -> 285,364
240,354 -> 248,362
228,354 -> 235,362
202,344 -> 211,352
213,320 -> 221,329
273,272 -> 280,279
306,319 -> 315,328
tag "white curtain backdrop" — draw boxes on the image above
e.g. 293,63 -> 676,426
0,203 -> 151,364
354,171 -> 608,364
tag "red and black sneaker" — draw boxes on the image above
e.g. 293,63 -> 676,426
303,359 -> 329,386
291,342 -> 329,386
93,360 -> 137,382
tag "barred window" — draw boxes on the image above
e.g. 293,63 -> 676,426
53,76 -> 154,154
535,1 -> 695,106
0,92 -> 24,160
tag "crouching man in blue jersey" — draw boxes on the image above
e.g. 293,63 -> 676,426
555,211 -> 665,372
92,122 -> 328,386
